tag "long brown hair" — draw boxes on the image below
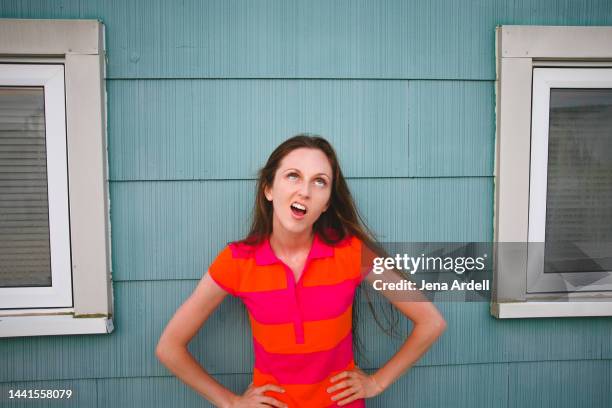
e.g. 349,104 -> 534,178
235,134 -> 402,363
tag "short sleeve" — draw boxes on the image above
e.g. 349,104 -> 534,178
207,245 -> 239,296
344,236 -> 368,285
355,237 -> 378,285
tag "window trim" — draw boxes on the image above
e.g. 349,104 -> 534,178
528,68 -> 612,293
0,64 -> 73,308
0,19 -> 113,335
492,25 -> 612,318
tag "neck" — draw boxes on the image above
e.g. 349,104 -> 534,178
269,218 -> 314,256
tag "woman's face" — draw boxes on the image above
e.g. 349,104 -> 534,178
264,147 -> 333,236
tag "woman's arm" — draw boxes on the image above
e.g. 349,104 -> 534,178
328,268 -> 447,406
367,268 -> 447,391
155,272 -> 239,408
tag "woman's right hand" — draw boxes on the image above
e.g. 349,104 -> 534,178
227,382 -> 288,408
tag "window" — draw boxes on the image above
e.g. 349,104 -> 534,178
492,25 -> 612,318
528,68 -> 612,294
0,19 -> 113,336
0,65 -> 72,308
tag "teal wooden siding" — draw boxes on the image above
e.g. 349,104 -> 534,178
106,80 -> 493,180
1,0 -> 611,407
109,178 -> 492,281
7,0 -> 612,79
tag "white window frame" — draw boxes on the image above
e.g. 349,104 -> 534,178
0,64 -> 72,308
492,25 -> 612,318
528,68 -> 612,293
0,19 -> 113,336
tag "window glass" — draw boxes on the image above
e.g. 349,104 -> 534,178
0,86 -> 51,287
544,88 -> 612,274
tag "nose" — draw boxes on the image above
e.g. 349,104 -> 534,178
297,181 -> 311,198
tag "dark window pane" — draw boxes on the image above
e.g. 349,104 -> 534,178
0,86 -> 52,287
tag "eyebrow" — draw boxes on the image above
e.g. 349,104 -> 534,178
283,168 -> 331,179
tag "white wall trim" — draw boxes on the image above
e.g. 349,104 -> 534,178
500,25 -> 612,58
0,19 -> 102,55
492,302 -> 612,318
0,315 -> 114,338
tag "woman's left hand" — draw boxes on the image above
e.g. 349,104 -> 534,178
327,366 -> 384,406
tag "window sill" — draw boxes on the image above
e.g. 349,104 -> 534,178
491,300 -> 612,318
0,314 -> 114,338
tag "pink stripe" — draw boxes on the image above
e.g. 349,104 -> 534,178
299,279 -> 357,321
240,289 -> 294,323
240,279 -> 357,324
253,331 -> 353,384
228,241 -> 256,259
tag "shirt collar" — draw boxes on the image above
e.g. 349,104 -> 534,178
254,232 -> 334,266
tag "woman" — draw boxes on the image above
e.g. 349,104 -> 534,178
156,135 -> 447,407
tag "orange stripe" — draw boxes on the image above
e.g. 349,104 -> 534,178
236,262 -> 288,292
300,260 -> 356,286
249,305 -> 353,354
237,253 -> 361,291
301,238 -> 362,287
253,360 -> 356,407
213,236 -> 363,292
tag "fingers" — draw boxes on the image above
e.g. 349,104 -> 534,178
239,383 -> 288,408
256,395 -> 288,408
330,386 -> 357,403
337,393 -> 360,406
256,383 -> 285,394
328,369 -> 367,405
253,383 -> 287,407
327,379 -> 351,394
329,370 -> 350,383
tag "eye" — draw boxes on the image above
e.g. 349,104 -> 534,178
287,172 -> 299,181
314,178 -> 327,187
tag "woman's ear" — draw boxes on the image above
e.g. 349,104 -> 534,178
264,185 -> 272,202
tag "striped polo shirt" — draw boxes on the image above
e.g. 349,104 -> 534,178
208,232 -> 367,408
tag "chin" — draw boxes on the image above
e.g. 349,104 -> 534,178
287,224 -> 311,234
280,219 -> 313,234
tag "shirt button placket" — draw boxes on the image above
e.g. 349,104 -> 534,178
281,263 -> 305,344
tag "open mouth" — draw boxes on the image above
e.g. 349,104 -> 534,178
290,202 -> 307,217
